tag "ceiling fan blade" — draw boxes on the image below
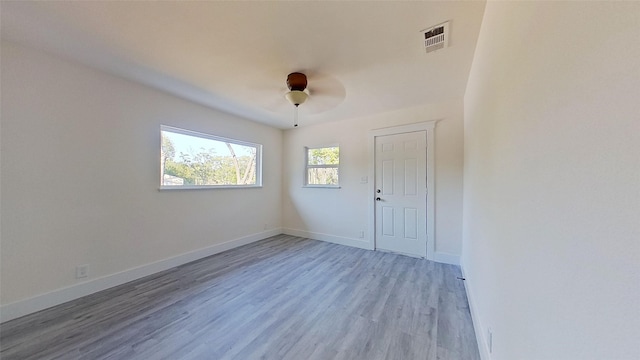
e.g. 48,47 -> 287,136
304,73 -> 346,113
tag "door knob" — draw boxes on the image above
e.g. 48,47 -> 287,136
376,189 -> 381,193
376,197 -> 381,201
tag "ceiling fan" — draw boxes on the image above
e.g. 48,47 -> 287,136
280,71 -> 346,127
284,72 -> 308,127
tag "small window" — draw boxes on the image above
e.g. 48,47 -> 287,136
160,125 -> 262,188
305,146 -> 339,187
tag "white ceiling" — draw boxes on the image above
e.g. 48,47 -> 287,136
1,1 -> 486,129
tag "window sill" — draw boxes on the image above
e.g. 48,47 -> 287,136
159,185 -> 263,191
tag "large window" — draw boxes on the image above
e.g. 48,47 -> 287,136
305,145 -> 339,187
160,125 -> 262,188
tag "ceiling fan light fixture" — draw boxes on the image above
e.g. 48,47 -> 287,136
285,90 -> 308,106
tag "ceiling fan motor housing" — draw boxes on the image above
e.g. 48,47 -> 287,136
286,72 -> 307,91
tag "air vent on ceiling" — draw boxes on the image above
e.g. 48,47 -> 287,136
422,21 -> 449,53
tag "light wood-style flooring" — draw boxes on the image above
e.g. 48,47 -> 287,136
0,235 -> 480,360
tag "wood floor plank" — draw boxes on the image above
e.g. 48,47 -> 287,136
0,235 -> 480,360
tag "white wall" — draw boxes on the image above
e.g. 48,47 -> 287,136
462,2 -> 640,359
0,41 -> 283,319
283,99 -> 464,262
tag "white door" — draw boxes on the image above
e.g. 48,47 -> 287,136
374,131 -> 427,257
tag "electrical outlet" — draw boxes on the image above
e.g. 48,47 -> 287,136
487,328 -> 493,354
358,230 -> 365,238
264,223 -> 268,230
76,264 -> 89,279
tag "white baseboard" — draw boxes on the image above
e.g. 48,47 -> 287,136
461,264 -> 491,360
282,228 -> 373,250
283,228 -> 459,265
0,229 -> 282,323
432,251 -> 460,265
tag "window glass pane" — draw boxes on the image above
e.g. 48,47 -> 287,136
307,147 -> 339,165
307,167 -> 339,185
161,126 -> 260,187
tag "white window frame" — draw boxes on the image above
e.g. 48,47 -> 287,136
160,125 -> 262,190
304,144 -> 340,188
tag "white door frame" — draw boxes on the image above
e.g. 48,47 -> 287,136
368,121 -> 436,260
